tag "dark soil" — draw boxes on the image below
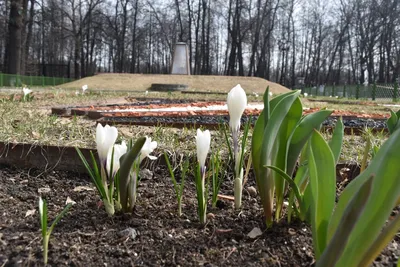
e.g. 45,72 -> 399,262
0,164 -> 398,267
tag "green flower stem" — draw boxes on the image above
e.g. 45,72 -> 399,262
43,235 -> 49,265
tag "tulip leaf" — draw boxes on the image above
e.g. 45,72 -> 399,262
286,110 -> 333,176
358,212 -> 400,267
308,130 -> 336,259
257,90 -> 301,226
273,97 -> 302,220
316,175 -> 373,267
263,87 -> 271,126
387,110 -> 398,134
328,128 -> 400,266
119,137 -> 146,212
328,117 -> 344,164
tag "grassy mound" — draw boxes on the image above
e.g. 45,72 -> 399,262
60,73 -> 290,94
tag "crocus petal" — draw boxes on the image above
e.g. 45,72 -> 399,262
139,137 -> 158,162
38,197 -> 44,217
106,141 -> 127,175
196,129 -> 211,168
227,84 -> 247,132
96,124 -> 118,163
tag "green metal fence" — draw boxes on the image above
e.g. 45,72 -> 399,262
303,83 -> 400,101
0,73 -> 74,87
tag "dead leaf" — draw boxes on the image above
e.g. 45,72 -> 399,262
38,187 -> 51,193
73,186 -> 94,192
25,209 -> 36,217
65,197 -> 76,205
31,131 -> 41,139
247,227 -> 262,239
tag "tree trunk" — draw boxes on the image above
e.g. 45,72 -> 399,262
7,0 -> 23,75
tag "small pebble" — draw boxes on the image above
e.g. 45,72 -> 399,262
247,186 -> 257,197
207,213 -> 215,220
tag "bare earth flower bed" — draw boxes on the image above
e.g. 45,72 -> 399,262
0,165 -> 398,266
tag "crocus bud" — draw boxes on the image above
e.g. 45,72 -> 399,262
227,84 -> 247,133
106,141 -> 127,176
96,123 -> 118,164
196,129 -> 211,169
139,137 -> 157,162
82,85 -> 88,92
304,93 -> 308,97
23,87 -> 32,96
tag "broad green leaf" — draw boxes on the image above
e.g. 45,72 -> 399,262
119,137 -> 146,212
263,87 -> 271,126
273,97 -> 302,220
387,110 -> 398,134
308,130 -> 336,258
358,212 -> 400,267
269,90 -> 299,111
287,110 -> 333,176
328,128 -> 400,266
257,90 -> 301,226
316,175 -> 373,267
328,117 -> 344,164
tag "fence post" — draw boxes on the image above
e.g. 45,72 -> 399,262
394,82 -> 398,102
332,84 -> 335,97
372,81 -> 376,101
356,84 -> 360,99
343,85 -> 346,98
324,85 -> 326,96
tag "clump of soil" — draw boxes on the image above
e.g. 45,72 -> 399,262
0,165 -> 398,266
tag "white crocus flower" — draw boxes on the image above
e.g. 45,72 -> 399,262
82,84 -> 88,93
23,87 -> 32,96
196,129 -> 211,170
304,93 -> 308,97
139,137 -> 157,162
106,141 -> 127,176
335,96 -> 339,98
227,84 -> 247,133
96,123 -> 118,164
269,91 -> 273,97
